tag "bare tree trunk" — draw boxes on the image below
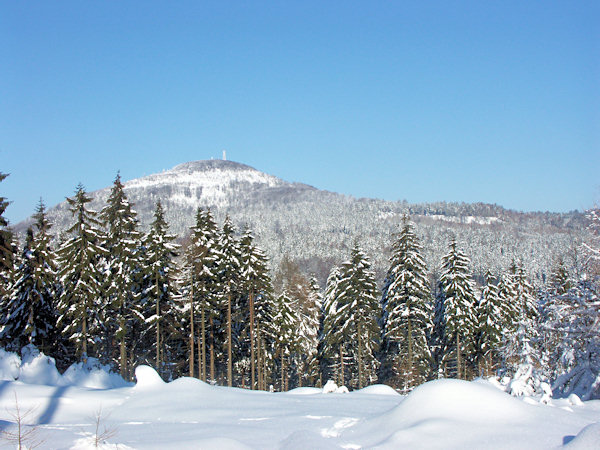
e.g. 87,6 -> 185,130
155,266 -> 161,376
210,317 -> 215,383
189,283 -> 195,377
200,302 -> 206,381
339,344 -> 344,387
82,316 -> 87,362
456,333 -> 461,380
407,318 -> 413,386
120,317 -> 127,378
227,283 -> 233,387
280,347 -> 285,392
249,291 -> 255,390
358,321 -> 363,389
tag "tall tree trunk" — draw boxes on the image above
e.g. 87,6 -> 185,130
249,290 -> 255,390
82,315 -> 87,362
257,327 -> 263,390
456,333 -> 461,380
280,347 -> 285,392
358,321 -> 363,389
189,282 -> 195,377
120,316 -> 127,378
407,318 -> 413,386
227,283 -> 233,387
210,317 -> 215,382
156,267 -> 161,376
339,343 -> 344,387
200,301 -> 206,381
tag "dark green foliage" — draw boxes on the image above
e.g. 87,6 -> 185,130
381,217 -> 433,391
57,185 -> 107,361
321,244 -> 380,389
438,239 -> 478,379
139,201 -> 180,378
2,202 -> 58,354
100,174 -> 143,378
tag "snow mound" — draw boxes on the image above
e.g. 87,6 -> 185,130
17,345 -> 61,385
564,422 -> 600,449
568,393 -> 584,406
0,348 -> 21,380
61,357 -> 132,389
322,380 -> 350,394
134,365 -> 165,389
167,376 -> 212,392
357,384 -> 400,396
190,437 -> 253,449
394,379 -> 531,423
280,429 -> 341,449
287,387 -> 322,395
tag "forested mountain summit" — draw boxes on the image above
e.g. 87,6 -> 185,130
14,159 -> 587,285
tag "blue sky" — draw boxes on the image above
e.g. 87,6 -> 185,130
2,1 -> 598,224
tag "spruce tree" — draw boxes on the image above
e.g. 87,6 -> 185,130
100,173 -> 142,378
475,271 -> 504,376
2,203 -> 58,354
300,277 -> 323,387
500,262 -> 539,372
335,243 -> 380,389
57,185 -> 107,361
320,266 -> 345,385
271,290 -> 298,391
140,201 -> 179,377
193,208 -> 221,383
239,227 -> 273,389
438,239 -> 478,379
215,215 -> 241,387
0,173 -> 14,320
381,217 -> 433,391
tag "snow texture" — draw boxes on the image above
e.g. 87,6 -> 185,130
0,348 -> 598,449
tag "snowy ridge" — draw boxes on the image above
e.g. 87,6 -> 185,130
124,160 -> 286,209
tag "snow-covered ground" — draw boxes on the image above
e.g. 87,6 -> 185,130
0,348 -> 599,449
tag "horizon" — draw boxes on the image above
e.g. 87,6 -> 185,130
3,2 -> 599,223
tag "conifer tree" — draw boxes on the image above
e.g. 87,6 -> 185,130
300,277 -> 323,387
57,185 -> 107,361
550,258 -> 572,296
335,244 -> 380,388
100,173 -> 142,378
239,227 -> 273,389
0,173 -> 14,317
381,217 -> 433,391
271,290 -> 298,391
141,201 -> 179,377
193,208 -> 221,383
475,271 -> 504,376
438,239 -> 478,379
215,215 -> 241,386
320,267 -> 345,385
2,202 -> 58,354
500,262 -> 539,372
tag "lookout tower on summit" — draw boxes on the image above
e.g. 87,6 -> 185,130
222,150 -> 227,161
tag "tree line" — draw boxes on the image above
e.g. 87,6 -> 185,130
0,172 -> 598,398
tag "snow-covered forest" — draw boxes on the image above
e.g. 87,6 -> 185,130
1,170 -> 599,404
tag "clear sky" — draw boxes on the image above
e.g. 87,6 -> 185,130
2,1 -> 598,224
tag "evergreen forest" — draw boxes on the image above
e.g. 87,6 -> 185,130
1,172 -> 599,400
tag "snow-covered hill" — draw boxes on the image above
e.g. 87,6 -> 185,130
14,159 -> 588,285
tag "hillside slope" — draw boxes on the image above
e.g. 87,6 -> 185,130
15,160 -> 586,285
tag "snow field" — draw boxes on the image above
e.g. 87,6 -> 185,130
0,348 -> 599,449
